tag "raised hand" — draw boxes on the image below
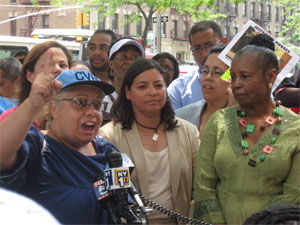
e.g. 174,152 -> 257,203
226,83 -> 237,107
28,49 -> 62,108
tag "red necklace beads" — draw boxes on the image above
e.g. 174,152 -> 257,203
237,101 -> 283,167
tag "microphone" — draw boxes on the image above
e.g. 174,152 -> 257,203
104,150 -> 131,190
105,149 -> 150,214
128,182 -> 149,214
93,171 -> 120,224
93,172 -> 110,201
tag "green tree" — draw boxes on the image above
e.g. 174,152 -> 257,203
50,0 -> 236,47
273,0 -> 300,45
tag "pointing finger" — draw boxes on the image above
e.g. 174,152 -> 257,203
43,48 -> 53,76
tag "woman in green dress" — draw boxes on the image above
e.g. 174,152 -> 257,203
193,45 -> 300,224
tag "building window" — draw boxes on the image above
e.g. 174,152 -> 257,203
176,53 -> 182,61
98,13 -> 105,29
224,20 -> 230,37
259,3 -> 263,20
243,1 -> 247,17
136,16 -> 142,36
234,3 -> 238,16
183,22 -> 188,39
250,2 -> 255,18
171,20 -> 178,38
233,22 -> 238,35
124,15 -> 130,35
275,26 -> 280,37
267,25 -> 271,33
42,14 -> 49,28
281,7 -> 285,21
10,0 -> 16,3
275,7 -> 279,21
215,0 -> 220,13
112,13 -> 119,33
10,20 -> 16,36
266,5 -> 271,20
161,22 -> 166,38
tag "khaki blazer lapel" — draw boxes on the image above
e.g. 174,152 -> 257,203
166,125 -> 182,200
124,122 -> 149,197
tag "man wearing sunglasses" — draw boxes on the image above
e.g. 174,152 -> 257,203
167,20 -> 227,110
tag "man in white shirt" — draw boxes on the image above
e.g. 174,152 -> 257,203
167,20 -> 227,110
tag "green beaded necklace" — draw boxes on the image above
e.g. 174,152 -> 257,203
237,100 -> 283,167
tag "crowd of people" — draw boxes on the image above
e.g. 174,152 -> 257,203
0,19 -> 299,225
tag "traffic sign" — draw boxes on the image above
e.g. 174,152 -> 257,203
152,16 -> 168,23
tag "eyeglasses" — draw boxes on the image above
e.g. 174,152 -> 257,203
200,68 -> 224,78
160,65 -> 174,72
60,97 -> 102,111
115,54 -> 141,63
190,39 -> 222,54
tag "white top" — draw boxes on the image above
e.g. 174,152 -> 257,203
143,147 -> 177,224
0,188 -> 60,225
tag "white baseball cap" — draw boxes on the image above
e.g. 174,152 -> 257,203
108,38 -> 145,60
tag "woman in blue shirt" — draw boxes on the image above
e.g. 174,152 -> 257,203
0,54 -> 116,224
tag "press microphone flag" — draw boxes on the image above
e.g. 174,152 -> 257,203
104,167 -> 131,190
93,171 -> 110,201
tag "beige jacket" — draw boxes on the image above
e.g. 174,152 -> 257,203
99,117 -> 200,218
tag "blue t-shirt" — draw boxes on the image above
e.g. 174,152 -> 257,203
167,68 -> 203,110
0,126 -> 118,224
0,97 -> 18,115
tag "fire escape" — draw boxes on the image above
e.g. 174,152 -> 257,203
251,1 -> 271,28
18,0 -> 49,37
225,2 -> 237,41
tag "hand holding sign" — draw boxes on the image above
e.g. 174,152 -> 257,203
220,67 -> 238,107
28,49 -> 62,109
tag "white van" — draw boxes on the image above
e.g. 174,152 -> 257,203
0,35 -> 80,60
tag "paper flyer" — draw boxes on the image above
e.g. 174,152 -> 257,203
218,20 -> 300,92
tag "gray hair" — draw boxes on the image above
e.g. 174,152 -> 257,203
233,45 -> 279,74
0,57 -> 22,82
45,90 -> 69,129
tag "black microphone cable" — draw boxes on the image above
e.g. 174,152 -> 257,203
139,195 -> 212,225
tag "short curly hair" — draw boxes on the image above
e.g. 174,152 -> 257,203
243,204 -> 300,225
152,52 -> 179,82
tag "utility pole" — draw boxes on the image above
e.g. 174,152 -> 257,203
156,7 -> 163,54
81,12 -> 84,29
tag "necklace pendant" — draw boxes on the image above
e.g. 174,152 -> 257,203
239,118 -> 248,127
263,145 -> 274,154
265,116 -> 276,126
248,159 -> 257,167
152,133 -> 159,142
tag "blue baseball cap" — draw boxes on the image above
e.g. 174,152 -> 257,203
56,70 -> 115,95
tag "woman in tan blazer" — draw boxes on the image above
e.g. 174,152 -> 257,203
99,58 -> 200,224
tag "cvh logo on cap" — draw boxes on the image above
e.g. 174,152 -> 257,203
75,71 -> 99,81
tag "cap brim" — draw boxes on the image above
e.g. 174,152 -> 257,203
62,81 -> 115,96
